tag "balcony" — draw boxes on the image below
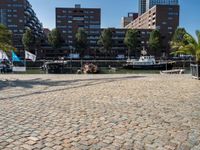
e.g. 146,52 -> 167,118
26,8 -> 34,15
25,22 -> 34,28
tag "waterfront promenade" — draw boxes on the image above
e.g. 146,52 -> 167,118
0,74 -> 200,150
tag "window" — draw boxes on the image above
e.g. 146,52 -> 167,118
168,12 -> 179,16
168,17 -> 173,20
168,27 -> 173,30
156,26 -> 161,29
8,25 -> 17,28
73,17 -> 84,21
90,40 -> 96,44
89,25 -> 100,29
57,26 -> 66,28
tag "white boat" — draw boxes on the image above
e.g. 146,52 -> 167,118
124,55 -> 173,70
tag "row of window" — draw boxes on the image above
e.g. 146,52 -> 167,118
57,24 -> 100,29
61,10 -> 96,14
61,30 -> 100,35
57,15 -> 96,19
7,4 -> 23,7
57,20 -> 100,24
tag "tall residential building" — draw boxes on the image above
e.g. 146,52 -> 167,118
0,0 -> 44,53
56,4 -> 101,54
146,0 -> 179,10
121,12 -> 138,28
126,5 -> 180,56
138,0 -> 147,15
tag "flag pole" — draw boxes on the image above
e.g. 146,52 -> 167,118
24,50 -> 26,71
11,50 -> 14,73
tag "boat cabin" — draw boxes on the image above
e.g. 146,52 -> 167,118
134,56 -> 156,65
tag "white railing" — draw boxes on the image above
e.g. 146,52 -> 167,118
191,64 -> 200,80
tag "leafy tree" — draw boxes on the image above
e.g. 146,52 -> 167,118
149,29 -> 162,57
171,30 -> 200,63
75,28 -> 88,57
22,29 -> 35,51
124,29 -> 139,58
48,28 -> 63,49
172,28 -> 187,43
170,28 -> 188,53
0,24 -> 14,51
98,29 -> 113,57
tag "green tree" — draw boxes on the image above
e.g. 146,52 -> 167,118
0,24 -> 14,51
22,29 -> 35,51
149,29 -> 162,57
170,28 -> 188,53
98,29 -> 113,57
124,29 -> 139,58
48,28 -> 63,49
171,30 -> 200,63
172,28 -> 187,43
75,28 -> 88,57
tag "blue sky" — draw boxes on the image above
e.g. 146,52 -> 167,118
29,0 -> 200,37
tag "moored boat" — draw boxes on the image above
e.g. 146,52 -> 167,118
124,55 -> 174,70
41,61 -> 70,74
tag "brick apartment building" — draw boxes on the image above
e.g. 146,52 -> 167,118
125,5 -> 179,56
0,0 -> 44,55
56,4 -> 101,55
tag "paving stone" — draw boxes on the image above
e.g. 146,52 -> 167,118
52,145 -> 63,150
0,74 -> 200,149
21,144 -> 34,150
28,137 -> 39,142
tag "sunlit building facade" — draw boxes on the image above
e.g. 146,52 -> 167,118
0,0 -> 44,53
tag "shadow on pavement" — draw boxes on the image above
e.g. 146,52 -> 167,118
0,75 -> 146,100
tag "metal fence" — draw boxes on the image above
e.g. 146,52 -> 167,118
190,64 -> 200,80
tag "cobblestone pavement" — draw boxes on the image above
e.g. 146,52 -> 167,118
0,74 -> 200,150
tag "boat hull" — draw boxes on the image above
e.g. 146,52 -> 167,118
124,63 -> 173,70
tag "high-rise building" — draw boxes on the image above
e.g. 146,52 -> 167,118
56,4 -> 101,54
138,0 -> 147,15
146,0 -> 179,10
139,0 -> 179,15
126,5 -> 180,56
0,0 -> 44,53
121,12 -> 138,28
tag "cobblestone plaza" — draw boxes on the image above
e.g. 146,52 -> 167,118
0,74 -> 200,150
